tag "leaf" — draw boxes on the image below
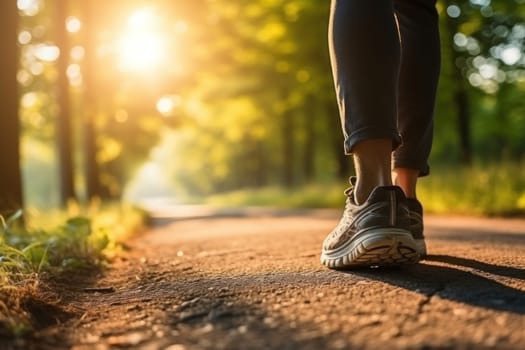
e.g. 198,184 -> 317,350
6,210 -> 23,227
89,233 -> 110,252
61,258 -> 87,269
65,217 -> 92,238
22,243 -> 48,272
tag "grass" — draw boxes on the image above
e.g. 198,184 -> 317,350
205,183 -> 345,209
0,203 -> 147,337
418,161 -> 525,216
203,161 -> 525,217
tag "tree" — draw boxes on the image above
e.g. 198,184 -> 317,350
169,1 -> 339,191
0,1 -> 24,213
437,0 -> 525,162
443,4 -> 473,164
82,0 -> 103,200
56,0 -> 77,205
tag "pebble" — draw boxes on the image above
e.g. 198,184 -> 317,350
199,323 -> 214,333
164,345 -> 186,350
106,332 -> 145,346
495,315 -> 508,326
452,308 -> 467,316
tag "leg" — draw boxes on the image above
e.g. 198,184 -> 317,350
391,0 -> 440,257
353,139 -> 392,204
328,0 -> 401,203
392,168 -> 419,198
393,0 -> 441,197
322,0 -> 420,269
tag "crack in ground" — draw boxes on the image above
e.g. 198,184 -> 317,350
415,282 -> 446,316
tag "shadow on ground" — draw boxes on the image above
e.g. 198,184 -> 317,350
428,254 -> 525,280
350,255 -> 525,314
429,226 -> 525,246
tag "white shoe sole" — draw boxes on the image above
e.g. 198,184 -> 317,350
321,228 -> 420,269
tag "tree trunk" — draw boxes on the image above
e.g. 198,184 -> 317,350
493,84 -> 511,158
282,111 -> 295,187
454,80 -> 472,164
254,141 -> 267,187
303,99 -> 316,183
56,0 -> 77,206
445,4 -> 472,164
82,0 -> 103,200
0,1 -> 24,214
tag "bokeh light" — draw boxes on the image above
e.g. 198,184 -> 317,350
501,46 -> 522,65
17,0 -> 40,16
18,31 -> 32,45
34,44 -> 60,62
447,5 -> 461,18
66,64 -> 82,86
156,95 -> 181,116
65,16 -> 82,33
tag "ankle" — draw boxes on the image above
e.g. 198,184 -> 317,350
392,168 -> 419,199
352,139 -> 393,204
353,177 -> 391,204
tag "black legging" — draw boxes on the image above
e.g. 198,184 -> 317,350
329,0 -> 441,175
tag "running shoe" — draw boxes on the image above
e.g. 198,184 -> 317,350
321,178 -> 420,269
406,198 -> 427,257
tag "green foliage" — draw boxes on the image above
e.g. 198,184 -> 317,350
0,214 -> 105,281
0,203 -> 145,283
0,205 -> 145,336
433,0 -> 525,162
157,0 -> 340,194
418,160 -> 525,216
17,0 -> 525,204
155,0 -> 525,196
201,162 -> 525,217
204,183 -> 344,209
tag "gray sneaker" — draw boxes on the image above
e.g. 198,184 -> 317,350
406,198 -> 427,257
321,178 -> 420,269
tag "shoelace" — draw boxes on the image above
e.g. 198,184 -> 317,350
328,189 -> 356,240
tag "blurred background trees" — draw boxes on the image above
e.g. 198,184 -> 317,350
2,0 -> 525,210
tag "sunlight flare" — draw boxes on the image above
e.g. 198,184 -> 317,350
118,9 -> 168,73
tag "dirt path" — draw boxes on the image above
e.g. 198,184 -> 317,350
8,211 -> 525,349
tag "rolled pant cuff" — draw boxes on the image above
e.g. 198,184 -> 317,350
393,158 -> 430,177
344,127 -> 402,155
